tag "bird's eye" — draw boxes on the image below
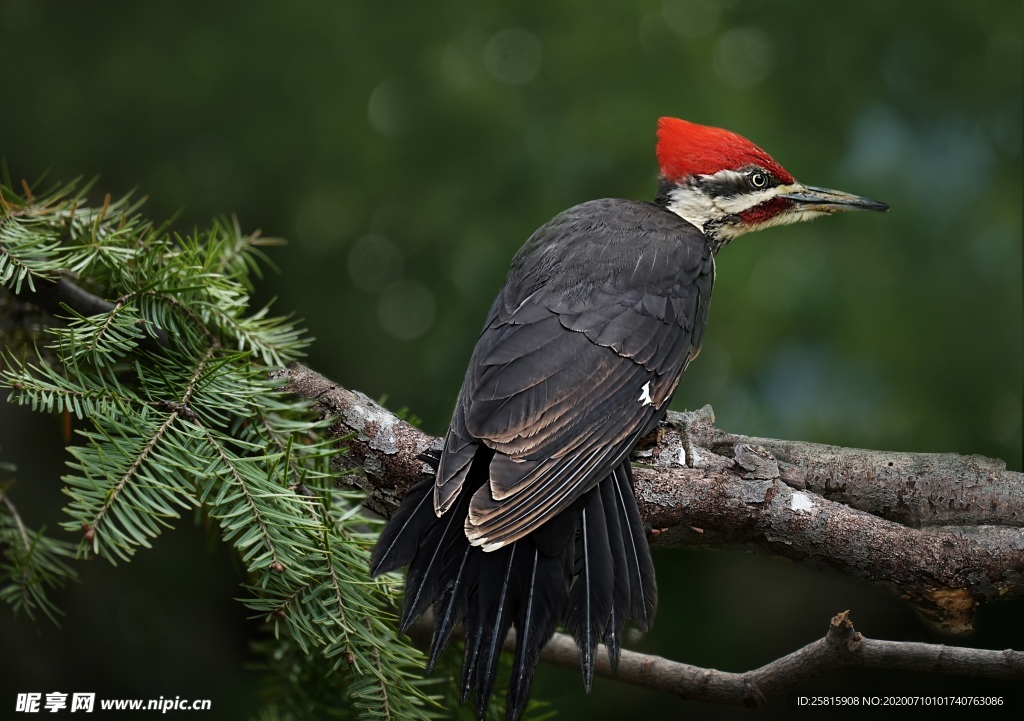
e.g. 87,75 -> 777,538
750,172 -> 769,189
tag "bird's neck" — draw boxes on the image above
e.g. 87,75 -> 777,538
653,179 -> 740,255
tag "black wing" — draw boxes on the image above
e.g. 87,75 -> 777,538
434,199 -> 714,550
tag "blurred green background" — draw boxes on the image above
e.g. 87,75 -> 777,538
0,0 -> 1020,718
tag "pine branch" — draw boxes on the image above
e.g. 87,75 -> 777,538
16,276 -> 120,319
0,487 -> 78,624
0,179 -> 440,721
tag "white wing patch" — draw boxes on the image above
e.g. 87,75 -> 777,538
638,381 -> 654,407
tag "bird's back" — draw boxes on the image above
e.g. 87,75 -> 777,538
372,196 -> 714,720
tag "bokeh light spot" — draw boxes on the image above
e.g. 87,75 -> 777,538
991,392 -> 1022,445
294,188 -> 360,255
662,0 -> 720,39
347,234 -> 404,292
484,28 -> 542,85
368,77 -> 408,138
713,26 -> 774,89
377,280 -> 436,340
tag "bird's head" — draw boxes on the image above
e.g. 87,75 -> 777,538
655,117 -> 888,252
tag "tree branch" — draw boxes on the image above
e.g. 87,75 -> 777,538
678,409 -> 1022,528
13,277 -> 117,319
10,273 -> 1022,701
6,276 -> 172,349
405,611 -> 1022,705
528,612 -> 1023,704
271,362 -> 1024,636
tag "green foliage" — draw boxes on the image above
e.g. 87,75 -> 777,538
0,477 -> 78,625
0,178 -> 442,721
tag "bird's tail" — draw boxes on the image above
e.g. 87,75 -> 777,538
369,456 -> 656,721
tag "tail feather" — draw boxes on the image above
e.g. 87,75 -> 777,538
599,472 -> 630,670
612,464 -> 658,630
506,544 -> 570,720
400,479 -> 475,633
368,478 -> 435,576
460,607 -> 485,705
370,457 -> 657,721
565,488 -> 614,691
426,543 -> 472,672
474,545 -> 518,719
598,473 -> 630,671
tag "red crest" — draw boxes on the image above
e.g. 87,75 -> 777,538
656,117 -> 794,184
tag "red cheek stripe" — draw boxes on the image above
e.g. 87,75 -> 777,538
740,196 -> 791,225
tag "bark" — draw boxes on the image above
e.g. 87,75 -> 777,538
680,408 -> 1022,528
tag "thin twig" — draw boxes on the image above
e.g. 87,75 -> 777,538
406,612 -> 1022,704
529,612 -> 1024,704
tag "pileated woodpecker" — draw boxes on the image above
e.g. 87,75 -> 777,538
370,117 -> 887,719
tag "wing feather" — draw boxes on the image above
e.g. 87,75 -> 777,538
435,202 -> 714,550
376,200 -> 714,721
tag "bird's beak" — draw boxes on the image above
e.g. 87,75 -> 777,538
779,184 -> 889,213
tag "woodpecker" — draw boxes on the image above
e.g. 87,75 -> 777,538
370,117 -> 887,719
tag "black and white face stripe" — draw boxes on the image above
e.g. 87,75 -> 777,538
694,166 -> 779,199
657,167 -> 820,249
